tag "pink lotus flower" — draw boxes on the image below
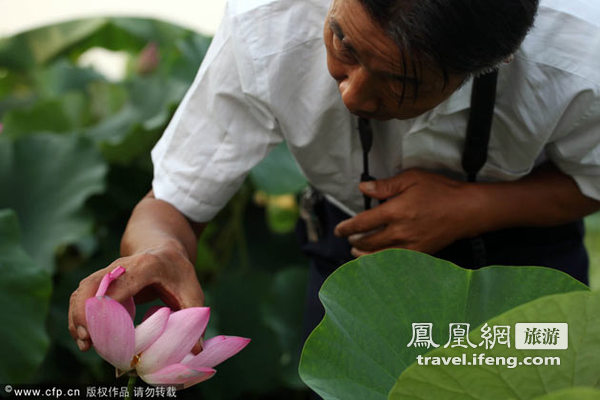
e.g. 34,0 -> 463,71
85,267 -> 250,388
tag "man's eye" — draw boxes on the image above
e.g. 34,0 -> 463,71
331,34 -> 343,51
332,34 -> 356,63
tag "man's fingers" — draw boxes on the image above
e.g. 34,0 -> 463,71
68,278 -> 96,352
350,247 -> 369,257
76,339 -> 91,351
348,226 -> 403,251
359,170 -> 418,200
68,262 -> 151,348
334,207 -> 389,237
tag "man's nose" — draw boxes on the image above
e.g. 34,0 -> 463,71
337,67 -> 378,114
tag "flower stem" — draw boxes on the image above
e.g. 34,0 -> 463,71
125,374 -> 136,400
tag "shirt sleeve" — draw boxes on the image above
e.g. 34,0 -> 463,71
151,5 -> 282,222
545,88 -> 600,201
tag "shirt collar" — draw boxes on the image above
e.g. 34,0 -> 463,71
400,77 -> 473,135
433,76 -> 474,117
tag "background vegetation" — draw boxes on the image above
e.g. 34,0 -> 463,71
0,18 -> 311,399
0,17 -> 598,399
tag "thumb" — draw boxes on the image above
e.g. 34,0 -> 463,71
359,175 -> 412,200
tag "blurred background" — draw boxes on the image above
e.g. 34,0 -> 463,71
0,2 -> 598,400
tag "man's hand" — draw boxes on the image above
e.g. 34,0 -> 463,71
334,165 -> 600,258
334,169 -> 480,257
68,245 -> 204,352
68,191 -> 206,352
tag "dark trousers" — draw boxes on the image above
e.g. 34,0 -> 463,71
298,198 -> 589,341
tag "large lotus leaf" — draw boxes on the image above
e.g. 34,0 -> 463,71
33,58 -> 106,98
0,209 -> 52,382
532,387 -> 600,400
1,99 -> 74,137
250,142 -> 307,195
299,249 -> 588,400
2,93 -> 88,138
0,134 -> 107,271
389,290 -> 600,400
84,75 -> 188,164
0,61 -> 102,120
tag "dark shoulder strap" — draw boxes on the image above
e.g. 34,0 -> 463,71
359,117 -> 375,210
462,69 -> 499,266
461,70 -> 499,182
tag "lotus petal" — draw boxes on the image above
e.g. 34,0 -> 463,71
142,305 -> 165,321
95,266 -> 125,297
136,307 -> 210,375
140,363 -> 215,388
85,296 -> 135,371
182,335 -> 251,369
135,307 -> 171,354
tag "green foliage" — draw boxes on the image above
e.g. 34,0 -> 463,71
299,250 -> 589,400
195,267 -> 308,399
0,16 -> 310,399
0,210 -> 52,383
389,290 -> 600,399
0,19 -> 108,69
531,387 -> 600,400
0,134 -> 106,271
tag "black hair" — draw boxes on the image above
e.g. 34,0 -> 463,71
359,0 -> 539,82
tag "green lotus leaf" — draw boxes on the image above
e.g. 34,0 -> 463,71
0,209 -> 52,382
531,387 -> 600,400
299,249 -> 588,400
0,134 -> 107,271
2,94 -> 87,138
389,290 -> 600,400
82,72 -> 195,165
33,58 -> 106,98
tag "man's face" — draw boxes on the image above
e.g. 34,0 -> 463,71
324,0 -> 465,120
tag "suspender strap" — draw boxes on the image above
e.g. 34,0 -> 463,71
462,70 -> 499,266
462,70 -> 499,182
359,117 -> 375,210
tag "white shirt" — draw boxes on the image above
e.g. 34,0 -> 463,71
151,0 -> 600,222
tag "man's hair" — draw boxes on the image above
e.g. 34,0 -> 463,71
359,0 -> 539,80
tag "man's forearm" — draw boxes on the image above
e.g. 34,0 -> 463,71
120,191 -> 206,263
470,163 -> 600,236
